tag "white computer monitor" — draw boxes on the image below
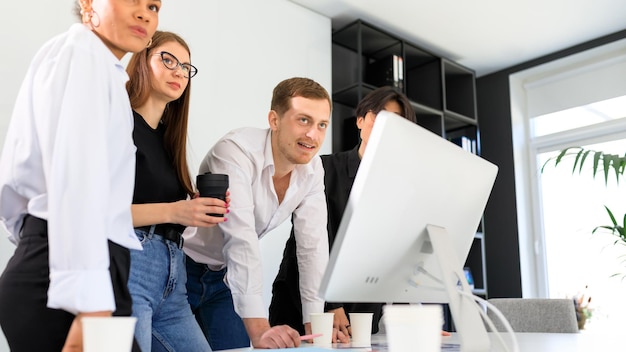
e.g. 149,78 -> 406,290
319,111 -> 498,351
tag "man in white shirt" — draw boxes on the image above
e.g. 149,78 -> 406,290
184,77 -> 335,350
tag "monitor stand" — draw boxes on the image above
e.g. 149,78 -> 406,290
426,225 -> 490,352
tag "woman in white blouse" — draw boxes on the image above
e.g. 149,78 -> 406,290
0,1 -> 159,350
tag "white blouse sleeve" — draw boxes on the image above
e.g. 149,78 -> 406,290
40,44 -> 117,315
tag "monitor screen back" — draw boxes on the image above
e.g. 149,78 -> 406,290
320,111 -> 498,304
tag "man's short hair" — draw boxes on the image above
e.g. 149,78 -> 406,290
271,77 -> 331,116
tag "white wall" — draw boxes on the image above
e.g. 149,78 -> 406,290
0,1 -> 331,350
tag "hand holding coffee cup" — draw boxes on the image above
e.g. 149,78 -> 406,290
196,172 -> 229,217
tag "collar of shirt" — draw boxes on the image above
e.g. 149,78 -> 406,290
262,128 -> 317,183
70,23 -> 129,83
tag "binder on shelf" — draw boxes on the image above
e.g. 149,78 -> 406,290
365,55 -> 404,90
449,136 -> 477,154
463,267 -> 475,290
393,55 -> 404,89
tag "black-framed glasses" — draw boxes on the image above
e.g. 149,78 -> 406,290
154,51 -> 198,78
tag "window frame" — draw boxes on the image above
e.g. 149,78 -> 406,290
509,39 -> 626,298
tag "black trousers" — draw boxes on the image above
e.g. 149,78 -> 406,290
0,215 -> 140,352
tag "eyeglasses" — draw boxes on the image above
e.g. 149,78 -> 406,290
153,51 -> 198,78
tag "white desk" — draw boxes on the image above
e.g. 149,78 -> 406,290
222,331 -> 624,351
447,332 -> 623,351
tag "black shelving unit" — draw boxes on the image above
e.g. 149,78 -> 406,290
331,19 -> 486,295
466,232 -> 487,296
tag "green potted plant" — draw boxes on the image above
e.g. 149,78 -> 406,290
542,147 -> 626,264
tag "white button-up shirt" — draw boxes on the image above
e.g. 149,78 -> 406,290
184,127 -> 329,321
0,23 -> 141,315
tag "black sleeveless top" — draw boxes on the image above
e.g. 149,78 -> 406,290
132,110 -> 186,230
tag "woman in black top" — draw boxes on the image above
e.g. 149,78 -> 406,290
125,31 -> 227,351
269,87 -> 416,336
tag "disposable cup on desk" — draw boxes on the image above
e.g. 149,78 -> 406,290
309,312 -> 334,346
383,305 -> 442,352
82,316 -> 137,352
349,312 -> 373,347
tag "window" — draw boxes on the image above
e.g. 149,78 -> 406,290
532,95 -> 626,137
539,137 -> 626,330
510,38 -> 626,331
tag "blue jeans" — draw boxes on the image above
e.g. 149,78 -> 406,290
186,256 -> 250,351
129,227 -> 212,352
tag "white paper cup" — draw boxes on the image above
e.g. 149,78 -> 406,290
349,312 -> 373,347
383,305 -> 442,352
82,316 -> 137,352
310,312 -> 334,346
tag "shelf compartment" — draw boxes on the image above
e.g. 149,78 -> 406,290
443,59 -> 477,120
332,82 -> 378,108
405,44 -> 442,111
333,20 -> 402,58
446,124 -> 479,155
464,232 -> 487,293
331,102 -> 359,153
443,109 -> 478,136
411,101 -> 443,136
333,21 -> 404,89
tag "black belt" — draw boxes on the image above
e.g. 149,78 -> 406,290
135,224 -> 184,249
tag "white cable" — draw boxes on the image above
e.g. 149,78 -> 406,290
412,265 -> 520,352
456,290 -> 520,352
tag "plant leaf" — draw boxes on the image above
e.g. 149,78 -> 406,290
603,155 -> 612,185
572,149 -> 583,174
554,147 -> 576,166
605,206 -> 618,226
619,154 -> 626,175
593,152 -> 601,179
610,154 -> 621,185
621,213 -> 626,241
578,150 -> 591,174
593,225 -> 615,234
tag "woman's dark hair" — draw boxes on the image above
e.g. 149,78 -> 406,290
126,31 -> 195,196
355,86 -> 416,123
